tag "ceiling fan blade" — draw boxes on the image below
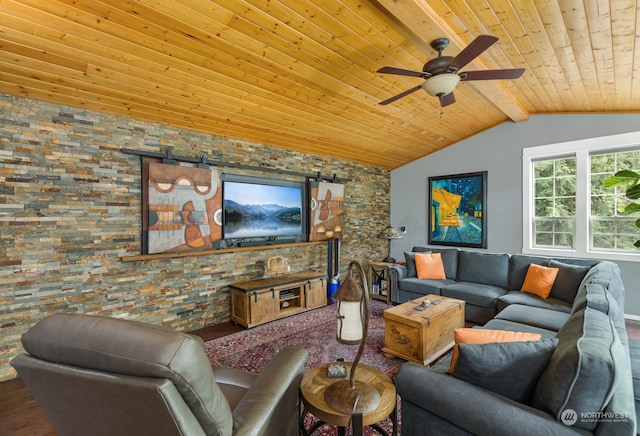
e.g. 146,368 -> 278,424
439,92 -> 456,107
377,66 -> 430,78
446,35 -> 498,71
460,68 -> 525,81
378,85 -> 423,105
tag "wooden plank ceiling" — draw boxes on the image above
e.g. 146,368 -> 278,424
1,0 -> 639,169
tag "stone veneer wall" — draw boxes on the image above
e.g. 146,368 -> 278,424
0,94 -> 390,380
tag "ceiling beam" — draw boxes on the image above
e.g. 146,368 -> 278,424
375,0 -> 530,122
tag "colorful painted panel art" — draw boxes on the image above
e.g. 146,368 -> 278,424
144,161 -> 222,254
309,181 -> 344,241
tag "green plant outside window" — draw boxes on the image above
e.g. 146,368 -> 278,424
532,157 -> 576,248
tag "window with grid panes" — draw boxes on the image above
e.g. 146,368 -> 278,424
522,131 -> 640,262
590,149 -> 640,251
532,157 -> 576,248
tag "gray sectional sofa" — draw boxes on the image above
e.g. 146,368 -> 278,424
391,247 -> 636,435
389,246 -> 599,324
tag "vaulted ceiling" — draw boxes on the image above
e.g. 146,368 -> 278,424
1,0 -> 639,169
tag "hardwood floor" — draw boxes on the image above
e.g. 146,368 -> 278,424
0,377 -> 55,436
0,321 -> 242,436
1,319 -> 638,435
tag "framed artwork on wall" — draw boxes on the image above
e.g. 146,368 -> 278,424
428,171 -> 487,248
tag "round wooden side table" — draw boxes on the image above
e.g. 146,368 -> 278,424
300,362 -> 397,436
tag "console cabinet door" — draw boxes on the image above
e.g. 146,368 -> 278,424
250,289 -> 279,327
305,277 -> 327,309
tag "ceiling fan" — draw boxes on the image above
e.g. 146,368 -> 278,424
377,35 -> 525,107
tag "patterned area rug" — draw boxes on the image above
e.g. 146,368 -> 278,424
205,300 -> 403,435
205,300 -> 404,377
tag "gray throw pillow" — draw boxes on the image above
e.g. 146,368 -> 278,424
508,255 -> 550,290
452,338 -> 558,404
549,260 -> 591,303
404,251 -> 425,278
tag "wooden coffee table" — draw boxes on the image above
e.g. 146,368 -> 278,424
382,294 -> 465,365
299,362 -> 397,435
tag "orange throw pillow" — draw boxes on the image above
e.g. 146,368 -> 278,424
448,328 -> 542,373
414,252 -> 446,280
520,264 -> 559,299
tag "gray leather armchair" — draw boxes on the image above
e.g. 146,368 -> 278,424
11,313 -> 308,436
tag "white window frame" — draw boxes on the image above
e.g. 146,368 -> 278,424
523,131 -> 640,262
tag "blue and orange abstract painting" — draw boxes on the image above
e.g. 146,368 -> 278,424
429,171 -> 487,248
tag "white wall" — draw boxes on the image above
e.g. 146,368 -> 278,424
390,114 -> 640,317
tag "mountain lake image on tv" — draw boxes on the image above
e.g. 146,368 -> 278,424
223,177 -> 304,240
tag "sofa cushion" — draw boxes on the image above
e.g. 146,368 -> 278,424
520,264 -> 559,299
572,282 -> 606,314
456,251 -> 509,289
441,282 -> 507,308
548,260 -> 591,303
495,304 -> 570,332
601,266 -> 626,310
508,254 -> 550,291
573,282 -> 622,323
413,247 -> 459,280
415,252 -> 446,279
452,338 -> 558,404
448,328 -> 542,373
532,306 -> 622,431
482,318 -> 558,339
577,261 -> 623,307
498,291 -> 572,314
587,292 -> 621,319
399,277 -> 454,295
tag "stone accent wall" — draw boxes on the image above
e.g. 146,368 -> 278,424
0,94 -> 390,380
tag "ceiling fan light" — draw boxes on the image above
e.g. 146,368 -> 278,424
422,73 -> 460,97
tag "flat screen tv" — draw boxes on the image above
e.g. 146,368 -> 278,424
222,174 -> 307,244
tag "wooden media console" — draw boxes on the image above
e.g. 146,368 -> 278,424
230,272 -> 327,328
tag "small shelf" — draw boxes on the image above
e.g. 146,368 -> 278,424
280,300 -> 302,311
368,262 -> 394,305
121,241 -> 327,262
279,287 -> 302,311
279,291 -> 297,300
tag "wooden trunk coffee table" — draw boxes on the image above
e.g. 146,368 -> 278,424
299,362 -> 397,435
382,294 -> 465,366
